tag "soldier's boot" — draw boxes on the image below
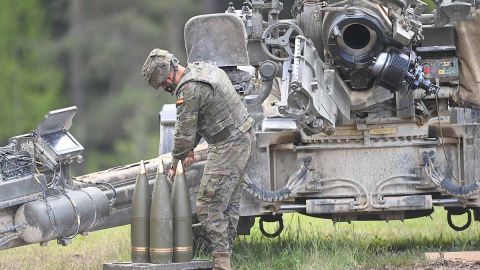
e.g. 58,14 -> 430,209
212,251 -> 231,270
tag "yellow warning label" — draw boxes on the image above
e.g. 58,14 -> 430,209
331,127 -> 397,136
369,127 -> 398,135
332,130 -> 362,136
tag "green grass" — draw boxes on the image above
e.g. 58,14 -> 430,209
0,226 -> 131,270
234,208 -> 480,270
1,208 -> 479,270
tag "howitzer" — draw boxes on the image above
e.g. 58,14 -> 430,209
2,0 -> 480,251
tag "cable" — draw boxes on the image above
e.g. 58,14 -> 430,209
424,157 -> 480,198
73,176 -> 118,206
80,190 -> 98,231
62,193 -> 81,240
434,93 -> 463,183
357,83 -> 427,114
33,172 -> 61,236
243,157 -> 311,202
291,0 -> 303,17
291,0 -> 327,18
0,232 -> 21,247
1,149 -> 34,179
96,182 -> 117,206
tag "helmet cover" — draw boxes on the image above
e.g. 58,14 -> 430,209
142,48 -> 176,89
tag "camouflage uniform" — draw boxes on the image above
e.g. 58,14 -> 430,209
170,62 -> 254,257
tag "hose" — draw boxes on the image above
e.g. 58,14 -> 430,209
424,157 -> 480,198
96,182 -> 117,206
440,178 -> 480,198
243,157 -> 311,202
243,182 -> 292,202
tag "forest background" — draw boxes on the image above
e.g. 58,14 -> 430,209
0,0 -> 435,174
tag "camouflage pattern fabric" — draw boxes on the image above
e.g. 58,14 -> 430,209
174,62 -> 250,143
170,81 -> 206,165
454,9 -> 480,108
196,129 -> 255,253
170,62 -> 255,254
171,62 -> 252,167
141,49 -> 174,89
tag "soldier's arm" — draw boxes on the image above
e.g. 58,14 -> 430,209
193,133 -> 202,148
171,82 -> 209,166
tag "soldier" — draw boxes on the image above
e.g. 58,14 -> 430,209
142,48 -> 255,270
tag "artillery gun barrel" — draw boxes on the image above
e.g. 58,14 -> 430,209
75,144 -> 208,187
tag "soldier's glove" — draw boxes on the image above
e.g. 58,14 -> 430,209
184,150 -> 196,168
167,166 -> 176,181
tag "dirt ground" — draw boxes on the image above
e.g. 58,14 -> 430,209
365,251 -> 480,270
365,260 -> 480,270
421,260 -> 480,270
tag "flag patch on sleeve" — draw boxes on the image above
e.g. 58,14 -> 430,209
176,98 -> 185,106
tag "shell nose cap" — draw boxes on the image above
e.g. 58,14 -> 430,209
138,160 -> 146,175
157,159 -> 165,174
176,160 -> 184,174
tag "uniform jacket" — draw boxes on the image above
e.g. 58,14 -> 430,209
171,62 -> 253,165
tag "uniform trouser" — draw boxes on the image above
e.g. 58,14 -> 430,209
196,129 -> 254,254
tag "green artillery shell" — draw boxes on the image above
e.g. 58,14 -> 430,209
150,160 -> 173,264
131,160 -> 151,263
171,161 -> 193,262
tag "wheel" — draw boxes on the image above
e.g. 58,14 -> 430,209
261,21 -> 304,61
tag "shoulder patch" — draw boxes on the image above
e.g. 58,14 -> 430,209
176,97 -> 185,106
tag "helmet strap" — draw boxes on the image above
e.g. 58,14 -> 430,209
167,56 -> 180,94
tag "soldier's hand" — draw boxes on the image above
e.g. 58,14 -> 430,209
184,150 -> 196,168
167,167 -> 176,181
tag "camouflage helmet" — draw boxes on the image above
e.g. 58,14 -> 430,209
142,48 -> 179,90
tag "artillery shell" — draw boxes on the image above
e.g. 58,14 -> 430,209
150,160 -> 173,264
171,161 -> 193,262
131,160 -> 151,263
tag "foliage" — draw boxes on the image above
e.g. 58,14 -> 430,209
1,0 -> 204,172
423,0 -> 436,13
0,0 -> 63,143
83,87 -> 172,171
55,0 -> 201,173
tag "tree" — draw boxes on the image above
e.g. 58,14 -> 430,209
57,0 -> 202,172
0,0 -> 63,143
